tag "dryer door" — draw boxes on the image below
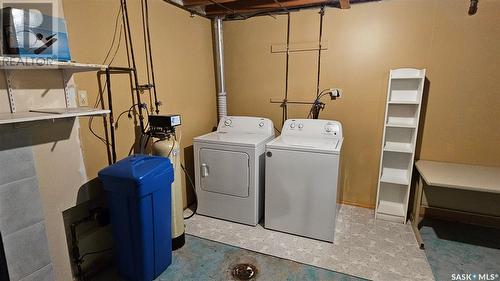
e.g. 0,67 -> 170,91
199,148 -> 250,197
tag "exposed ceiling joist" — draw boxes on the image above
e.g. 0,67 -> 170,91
205,0 -> 335,16
339,0 -> 350,9
169,0 -> 367,20
182,0 -> 234,7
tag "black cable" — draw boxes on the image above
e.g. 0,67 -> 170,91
181,163 -> 197,220
274,126 -> 281,134
167,139 -> 175,158
79,248 -> 112,261
88,78 -> 109,146
128,143 -> 135,156
108,20 -> 124,66
102,3 -> 123,65
88,1 -> 124,147
114,103 -> 149,129
141,132 -> 151,154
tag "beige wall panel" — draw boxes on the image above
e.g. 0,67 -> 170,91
63,0 -> 217,209
223,0 -> 500,210
225,16 -> 286,126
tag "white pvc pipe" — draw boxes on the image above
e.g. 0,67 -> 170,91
214,17 -> 227,120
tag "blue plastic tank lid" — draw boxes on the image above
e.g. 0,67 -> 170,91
98,155 -> 172,183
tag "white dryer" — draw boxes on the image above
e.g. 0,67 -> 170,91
265,119 -> 343,242
193,116 -> 274,225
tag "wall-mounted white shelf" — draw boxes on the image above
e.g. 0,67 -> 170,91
376,68 -> 426,223
0,56 -> 107,73
1,56 -> 109,115
0,108 -> 110,125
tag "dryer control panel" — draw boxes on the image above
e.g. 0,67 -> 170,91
218,116 -> 274,137
281,119 -> 342,138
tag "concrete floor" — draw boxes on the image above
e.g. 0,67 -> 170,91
159,235 -> 364,281
186,204 -> 434,281
420,218 -> 500,281
91,234 -> 364,281
92,207 -> 500,281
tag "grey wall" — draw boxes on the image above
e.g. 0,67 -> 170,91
0,128 -> 54,281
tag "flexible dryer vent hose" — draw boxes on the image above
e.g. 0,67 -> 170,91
218,92 -> 227,120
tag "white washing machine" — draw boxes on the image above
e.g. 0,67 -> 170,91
265,119 -> 343,242
193,116 -> 274,225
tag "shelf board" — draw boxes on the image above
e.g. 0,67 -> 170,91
386,122 -> 417,128
381,169 -> 410,185
377,200 -> 405,217
390,75 -> 424,80
388,101 -> 420,105
384,142 -> 413,153
0,108 -> 110,125
0,56 -> 107,73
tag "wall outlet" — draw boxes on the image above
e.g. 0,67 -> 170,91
78,90 -> 89,107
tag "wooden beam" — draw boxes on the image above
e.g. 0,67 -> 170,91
204,0 -> 331,16
182,0 -> 236,7
339,0 -> 350,9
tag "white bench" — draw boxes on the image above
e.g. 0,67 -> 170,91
411,160 -> 500,249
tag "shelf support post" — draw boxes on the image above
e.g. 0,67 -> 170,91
4,69 -> 16,113
62,69 -> 76,108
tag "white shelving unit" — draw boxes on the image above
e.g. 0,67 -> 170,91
0,108 -> 110,125
0,56 -> 108,124
375,68 -> 426,223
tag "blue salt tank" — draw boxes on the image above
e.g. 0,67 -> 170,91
98,155 -> 173,281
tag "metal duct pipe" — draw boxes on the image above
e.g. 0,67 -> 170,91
214,17 -> 227,120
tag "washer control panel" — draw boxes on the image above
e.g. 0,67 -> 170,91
218,116 -> 274,137
282,119 -> 342,138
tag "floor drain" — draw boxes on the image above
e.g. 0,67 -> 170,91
231,263 -> 257,280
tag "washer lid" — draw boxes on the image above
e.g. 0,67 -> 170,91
194,131 -> 274,148
266,135 -> 342,154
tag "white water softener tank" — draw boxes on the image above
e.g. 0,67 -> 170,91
150,114 -> 185,250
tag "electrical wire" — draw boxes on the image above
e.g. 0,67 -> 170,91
102,4 -> 123,65
88,78 -> 109,146
181,163 -> 198,220
107,21 -> 124,66
114,103 -> 143,128
79,248 -> 112,261
88,1 -> 124,146
114,109 -> 133,128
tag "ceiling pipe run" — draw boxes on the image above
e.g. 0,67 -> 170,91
214,17 -> 227,121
